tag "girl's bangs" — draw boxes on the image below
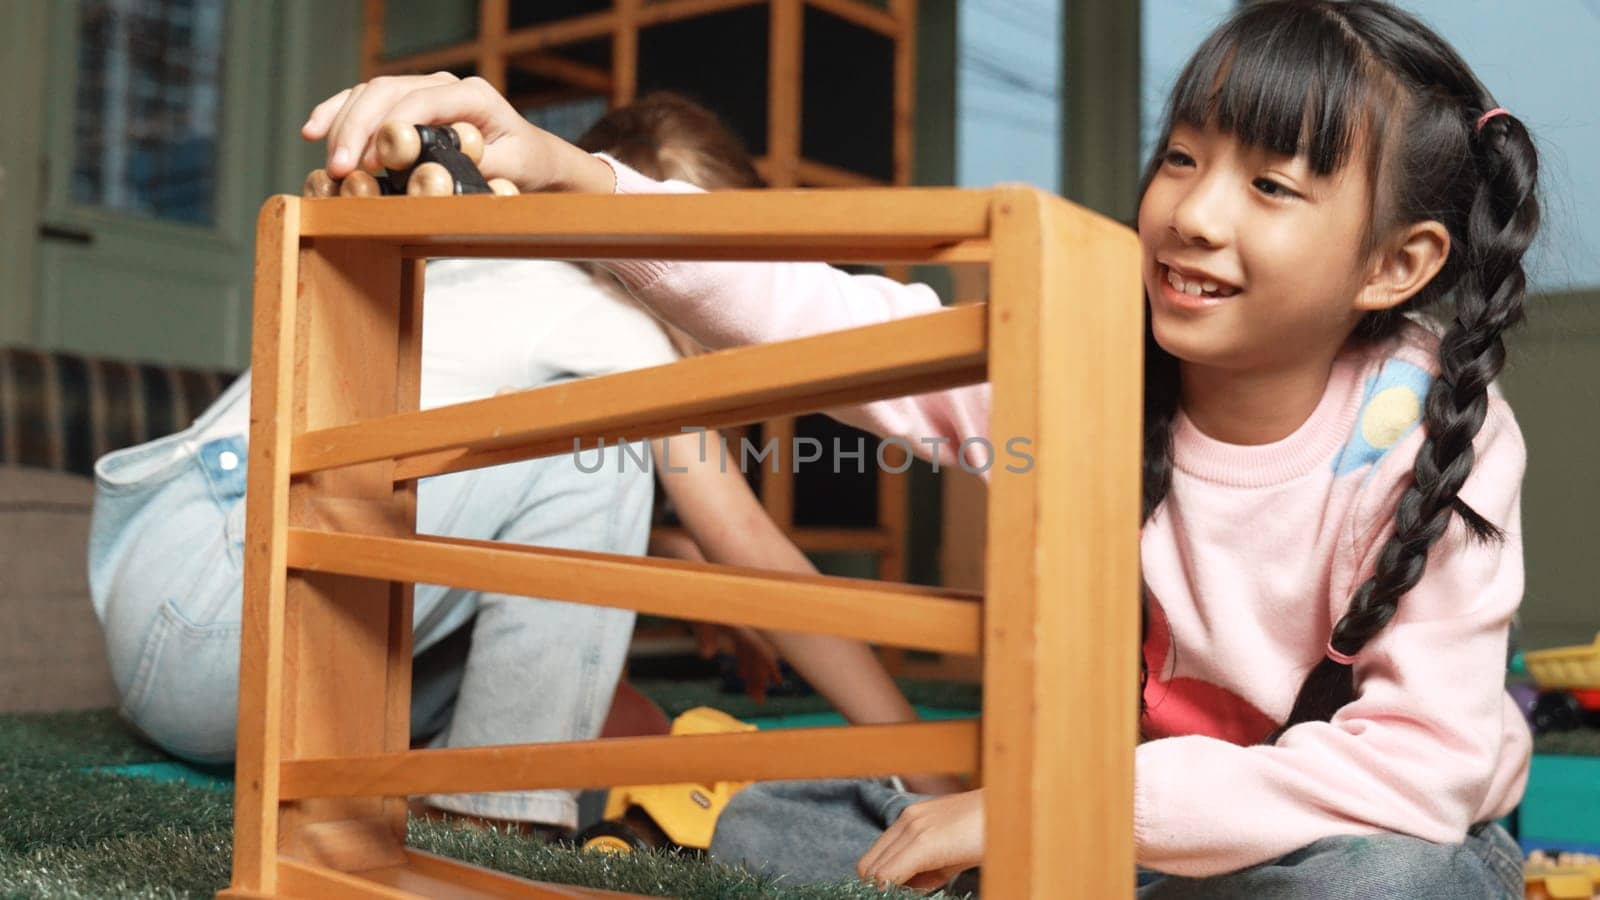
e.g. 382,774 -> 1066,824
1163,4 -> 1388,176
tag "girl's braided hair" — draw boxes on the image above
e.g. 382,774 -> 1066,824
1136,0 -> 1540,741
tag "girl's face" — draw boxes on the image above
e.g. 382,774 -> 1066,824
1137,122 -> 1377,373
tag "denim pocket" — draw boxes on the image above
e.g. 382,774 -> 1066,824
119,600 -> 242,763
1465,823 -> 1525,899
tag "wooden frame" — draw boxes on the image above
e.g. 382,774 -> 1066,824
222,185 -> 1142,899
359,0 -> 920,599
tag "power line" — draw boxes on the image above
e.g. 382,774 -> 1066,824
966,0 -> 1057,36
964,106 -> 1058,132
960,61 -> 1059,100
958,49 -> 1060,99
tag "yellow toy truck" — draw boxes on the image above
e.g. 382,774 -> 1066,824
572,706 -> 755,854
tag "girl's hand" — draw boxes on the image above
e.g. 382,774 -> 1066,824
300,73 -> 615,194
856,789 -> 984,891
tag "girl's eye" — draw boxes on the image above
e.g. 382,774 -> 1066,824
1253,177 -> 1300,200
1162,150 -> 1194,168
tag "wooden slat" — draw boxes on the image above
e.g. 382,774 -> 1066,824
289,303 -> 986,476
638,0 -> 765,27
653,524 -> 902,554
278,859 -> 414,900
807,0 -> 899,36
296,188 -> 994,243
981,190 -> 1142,897
278,239 -> 413,868
370,41 -> 480,77
287,530 -> 983,654
499,11 -> 619,56
279,720 -> 979,800
279,853 -> 632,899
795,157 -> 885,188
389,353 -> 979,482
506,52 -> 612,94
394,239 -> 992,264
228,195 -> 300,895
505,85 -> 602,112
389,850 -> 639,898
375,0 -> 771,77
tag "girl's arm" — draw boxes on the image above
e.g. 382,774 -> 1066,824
303,75 -> 992,470
649,433 -> 920,725
604,158 -> 992,472
650,433 -> 964,797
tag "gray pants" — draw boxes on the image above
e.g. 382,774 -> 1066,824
710,780 -> 1525,898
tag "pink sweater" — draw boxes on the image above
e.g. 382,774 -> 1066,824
600,157 -> 1532,876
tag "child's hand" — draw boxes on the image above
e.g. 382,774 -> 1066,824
856,788 -> 984,891
300,73 -> 615,194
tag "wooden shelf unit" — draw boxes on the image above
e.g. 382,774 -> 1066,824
220,186 -> 1143,898
360,0 -> 919,591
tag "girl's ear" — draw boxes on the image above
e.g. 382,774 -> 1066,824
1354,220 -> 1451,312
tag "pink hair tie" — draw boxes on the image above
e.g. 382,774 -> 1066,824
1325,642 -> 1359,666
1475,107 -> 1510,132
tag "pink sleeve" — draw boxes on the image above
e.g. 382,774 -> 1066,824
596,154 -> 993,473
1134,399 -> 1529,876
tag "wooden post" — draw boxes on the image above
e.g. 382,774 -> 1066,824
360,0 -> 385,82
478,0 -> 509,91
229,196 -> 301,896
613,0 -> 641,108
277,239 -> 415,870
980,188 -> 1142,898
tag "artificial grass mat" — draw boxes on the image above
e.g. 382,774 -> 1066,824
1,681 -> 981,899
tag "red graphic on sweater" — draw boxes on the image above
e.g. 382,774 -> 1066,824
1142,595 -> 1278,745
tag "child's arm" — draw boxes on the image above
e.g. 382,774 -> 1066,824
601,158 -> 991,471
1135,399 -> 1529,877
650,434 -> 920,724
650,432 -> 962,795
303,75 -> 991,470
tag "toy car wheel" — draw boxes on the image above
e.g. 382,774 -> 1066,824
1532,690 -> 1583,733
572,821 -> 649,855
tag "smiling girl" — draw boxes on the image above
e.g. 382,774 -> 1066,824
302,0 -> 1540,894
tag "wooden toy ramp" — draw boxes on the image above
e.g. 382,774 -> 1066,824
223,186 -> 1143,899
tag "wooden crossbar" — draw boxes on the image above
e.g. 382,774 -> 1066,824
291,303 -> 987,478
278,851 -> 637,898
279,721 -> 978,801
297,189 -> 991,246
395,239 -> 992,264
287,530 -> 982,654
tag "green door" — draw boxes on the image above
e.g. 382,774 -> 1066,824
35,0 -> 277,370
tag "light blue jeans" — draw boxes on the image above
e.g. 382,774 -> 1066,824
88,374 -> 653,828
710,780 -> 1525,898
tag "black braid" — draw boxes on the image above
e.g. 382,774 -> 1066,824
1270,7 -> 1541,740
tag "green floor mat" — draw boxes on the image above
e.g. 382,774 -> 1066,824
2,687 -> 979,898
